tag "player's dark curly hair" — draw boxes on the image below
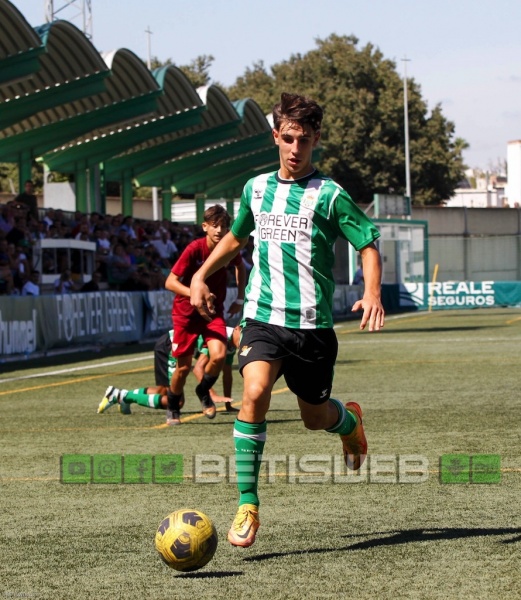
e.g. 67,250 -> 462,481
272,93 -> 323,132
203,204 -> 231,227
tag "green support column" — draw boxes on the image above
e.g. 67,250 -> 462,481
121,173 -> 133,216
162,188 -> 172,221
99,163 -> 106,215
75,168 -> 88,213
195,194 -> 206,225
89,163 -> 106,214
226,199 -> 235,219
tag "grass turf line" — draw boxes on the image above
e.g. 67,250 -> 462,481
0,308 -> 520,600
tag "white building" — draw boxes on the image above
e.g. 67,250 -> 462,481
505,140 -> 521,208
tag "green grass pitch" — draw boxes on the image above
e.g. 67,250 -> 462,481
1,308 -> 520,599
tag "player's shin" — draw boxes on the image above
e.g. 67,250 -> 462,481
124,389 -> 163,409
233,419 -> 267,507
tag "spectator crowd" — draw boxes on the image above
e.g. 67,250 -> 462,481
0,193 -> 205,296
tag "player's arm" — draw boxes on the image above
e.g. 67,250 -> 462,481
165,271 -> 190,298
351,242 -> 385,332
191,231 -> 248,320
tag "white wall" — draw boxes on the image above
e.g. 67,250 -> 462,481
506,140 -> 521,207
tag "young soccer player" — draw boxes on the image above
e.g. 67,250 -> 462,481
165,205 -> 246,425
193,325 -> 242,413
190,93 -> 385,548
97,326 -> 242,419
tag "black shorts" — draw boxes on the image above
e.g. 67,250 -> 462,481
154,332 -> 171,387
237,318 -> 338,405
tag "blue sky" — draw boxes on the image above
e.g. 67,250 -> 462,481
10,0 -> 521,171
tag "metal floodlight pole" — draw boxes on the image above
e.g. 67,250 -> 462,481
145,25 -> 160,221
45,1 -> 93,39
145,26 -> 153,69
402,57 -> 412,201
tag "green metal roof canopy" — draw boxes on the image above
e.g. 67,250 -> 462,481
0,0 -> 317,216
0,0 -> 45,86
104,84 -> 242,181
205,147 -> 322,198
0,20 -> 110,133
43,61 -> 206,172
135,97 -> 272,189
0,19 -> 114,186
171,145 -> 279,195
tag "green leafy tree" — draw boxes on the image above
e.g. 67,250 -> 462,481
146,54 -> 214,88
0,161 -> 43,194
226,34 -> 466,205
179,55 -> 214,88
0,162 -> 18,194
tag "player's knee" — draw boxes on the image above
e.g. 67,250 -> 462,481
211,349 -> 226,363
243,381 -> 270,406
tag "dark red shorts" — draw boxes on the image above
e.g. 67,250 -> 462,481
171,314 -> 227,358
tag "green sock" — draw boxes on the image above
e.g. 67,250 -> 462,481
123,389 -> 162,409
325,398 -> 357,435
234,419 -> 267,507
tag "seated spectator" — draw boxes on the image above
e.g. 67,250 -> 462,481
80,271 -> 102,293
119,266 -> 152,291
88,212 -> 101,234
0,204 -> 15,234
108,214 -> 123,236
14,180 -> 39,222
43,208 -> 55,229
106,243 -> 134,288
71,213 -> 89,238
94,227 -> 111,252
54,269 -> 77,294
0,252 -> 14,295
6,216 -> 30,247
133,218 -> 147,243
74,221 -> 92,241
150,231 -> 178,267
45,224 -> 61,239
30,221 -> 48,242
70,210 -> 84,233
118,215 -> 137,240
8,242 -> 30,292
176,229 -> 193,254
21,270 -> 41,296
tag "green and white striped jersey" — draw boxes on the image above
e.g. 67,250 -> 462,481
231,170 -> 380,329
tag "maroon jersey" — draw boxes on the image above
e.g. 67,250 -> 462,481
171,236 -> 243,318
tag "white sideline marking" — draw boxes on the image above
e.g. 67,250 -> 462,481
0,356 -> 152,384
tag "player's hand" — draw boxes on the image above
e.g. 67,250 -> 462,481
211,395 -> 234,404
190,279 -> 216,321
352,294 -> 385,332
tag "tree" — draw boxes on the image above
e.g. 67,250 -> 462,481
145,54 -> 214,88
0,162 -> 18,194
226,34 -> 466,205
0,161 -> 43,195
179,55 -> 215,88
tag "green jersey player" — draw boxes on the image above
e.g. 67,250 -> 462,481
190,92 -> 385,548
97,328 -> 241,420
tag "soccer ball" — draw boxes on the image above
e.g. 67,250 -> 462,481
154,509 -> 218,572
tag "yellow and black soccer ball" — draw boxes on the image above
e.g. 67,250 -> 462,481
154,509 -> 218,572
